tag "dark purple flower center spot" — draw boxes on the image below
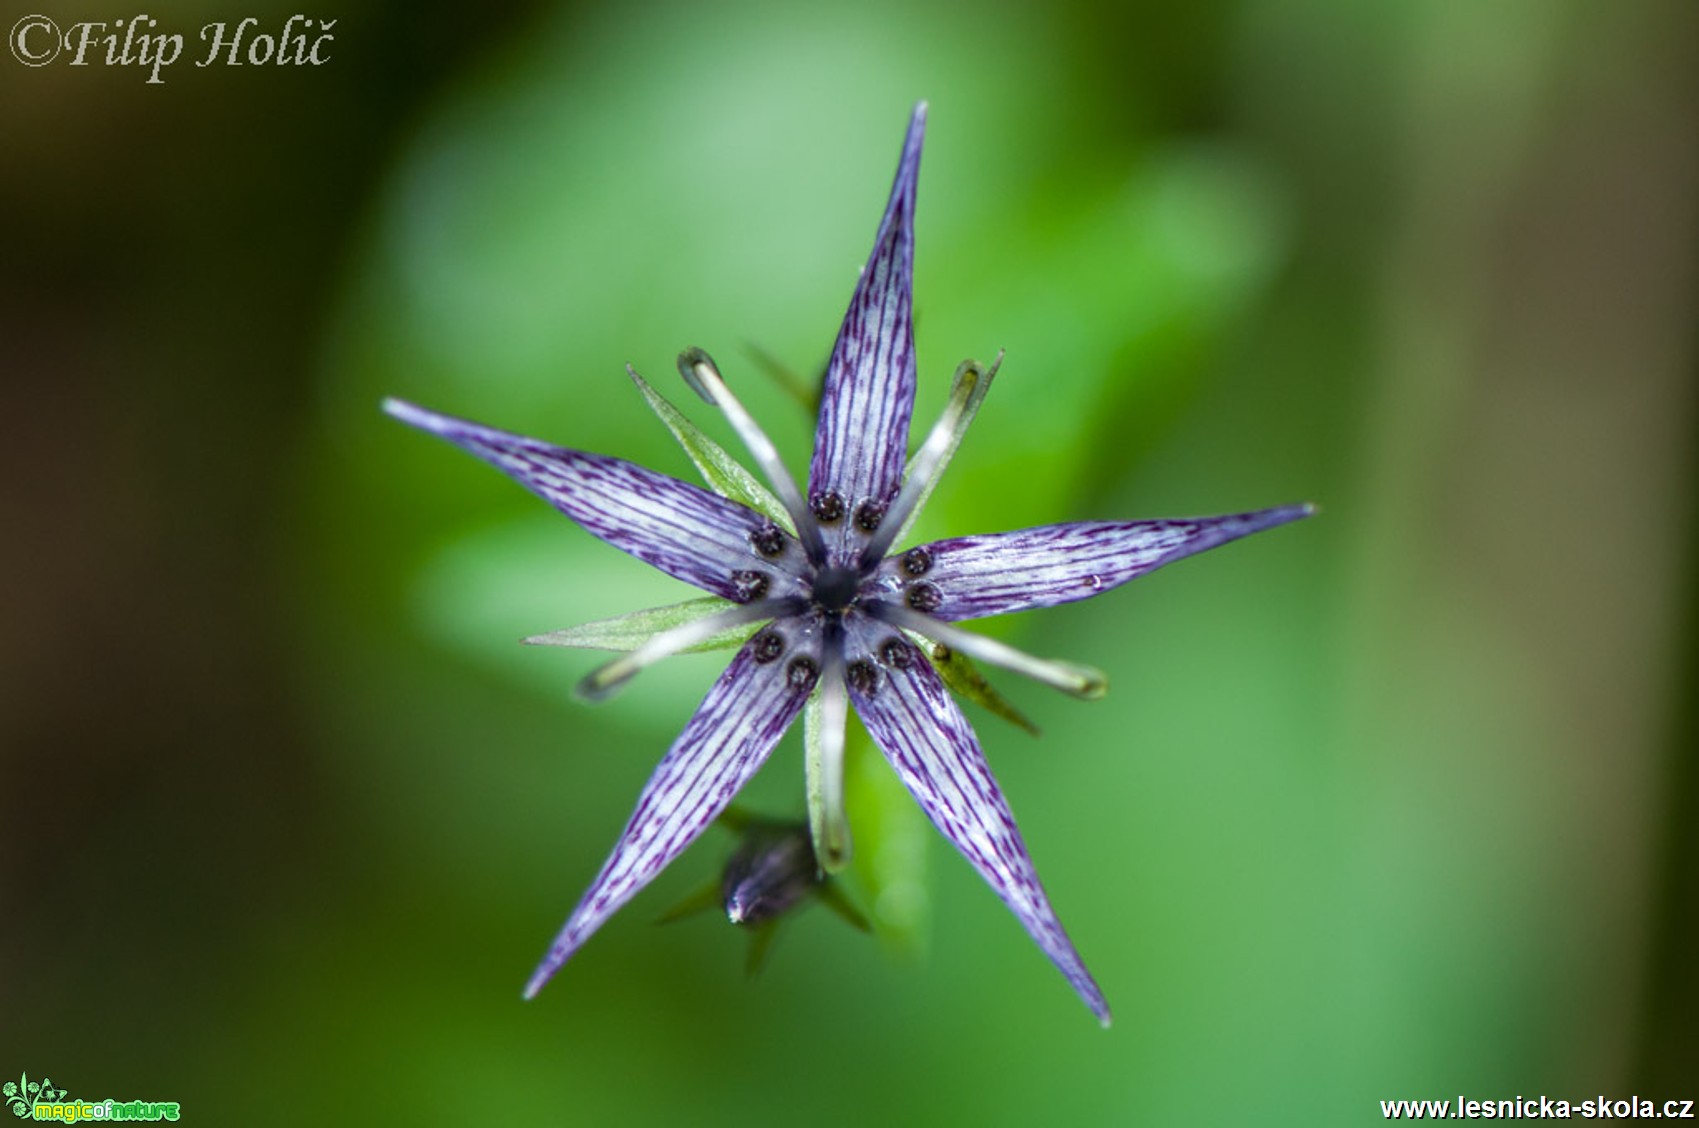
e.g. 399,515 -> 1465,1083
730,569 -> 771,603
853,500 -> 885,533
880,636 -> 915,669
846,659 -> 879,695
809,490 -> 846,524
750,628 -> 785,664
905,581 -> 942,613
811,565 -> 861,613
749,523 -> 786,558
901,546 -> 932,576
785,656 -> 820,692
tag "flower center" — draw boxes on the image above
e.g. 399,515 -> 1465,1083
810,564 -> 862,613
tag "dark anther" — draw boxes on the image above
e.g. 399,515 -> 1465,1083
785,656 -> 820,692
751,628 -> 785,664
879,637 -> 915,669
853,500 -> 886,533
749,523 -> 786,558
731,570 -> 771,603
901,546 -> 932,576
845,659 -> 879,695
906,582 -> 943,613
809,490 -> 846,524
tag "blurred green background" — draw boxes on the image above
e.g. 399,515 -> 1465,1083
3,0 -> 1694,1122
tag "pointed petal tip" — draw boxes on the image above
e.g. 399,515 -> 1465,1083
1235,501 -> 1317,535
1074,975 -> 1113,1027
381,396 -> 426,425
1254,501 -> 1317,532
897,104 -> 927,180
519,944 -> 560,998
878,103 -> 926,216
382,396 -> 460,440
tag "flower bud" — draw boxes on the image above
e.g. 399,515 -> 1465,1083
722,822 -> 819,926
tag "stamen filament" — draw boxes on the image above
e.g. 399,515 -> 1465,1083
869,602 -> 1108,699
860,352 -> 1002,567
576,597 -> 803,702
804,648 -> 853,873
678,347 -> 827,563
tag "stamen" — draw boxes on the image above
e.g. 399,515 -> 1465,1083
845,659 -> 879,695
853,499 -> 886,533
879,636 -> 916,669
730,569 -> 771,603
577,597 -> 803,701
859,351 -> 1002,568
809,490 -> 846,524
749,523 -> 786,558
678,347 -> 826,562
905,581 -> 942,612
804,649 -> 852,873
750,627 -> 786,664
786,655 -> 821,692
868,602 -> 1108,699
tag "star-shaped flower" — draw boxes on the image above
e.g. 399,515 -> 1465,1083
385,103 -> 1310,1025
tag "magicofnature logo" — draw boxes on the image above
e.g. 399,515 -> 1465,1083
4,1072 -> 180,1122
4,1074 -> 66,1116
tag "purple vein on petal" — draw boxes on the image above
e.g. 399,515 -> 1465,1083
383,398 -> 811,602
899,505 -> 1315,622
522,636 -> 815,999
842,620 -> 1112,1025
808,103 -> 926,537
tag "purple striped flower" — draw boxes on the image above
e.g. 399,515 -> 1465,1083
385,103 -> 1311,1025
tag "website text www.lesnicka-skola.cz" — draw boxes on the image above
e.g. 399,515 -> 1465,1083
1381,1096 -> 1695,1120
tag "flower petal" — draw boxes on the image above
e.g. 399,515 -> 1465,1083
808,104 -> 926,547
385,399 -> 810,600
523,627 -> 819,997
893,505 -> 1314,622
842,620 -> 1111,1024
